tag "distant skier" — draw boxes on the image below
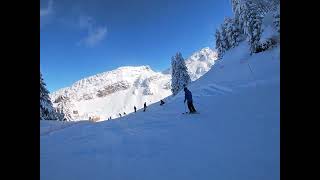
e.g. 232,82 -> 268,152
124,112 -> 126,115
119,113 -> 122,117
160,99 -> 165,106
143,102 -> 147,112
110,116 -> 112,120
134,106 -> 137,113
184,87 -> 197,113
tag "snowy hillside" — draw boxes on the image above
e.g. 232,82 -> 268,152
50,47 -> 217,121
50,66 -> 172,120
41,41 -> 280,180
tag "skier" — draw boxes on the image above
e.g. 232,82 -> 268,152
143,102 -> 147,112
119,113 -> 122,117
124,112 -> 126,115
184,87 -> 197,113
160,99 -> 165,106
134,106 -> 137,113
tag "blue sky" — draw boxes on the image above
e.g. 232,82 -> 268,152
40,0 -> 233,92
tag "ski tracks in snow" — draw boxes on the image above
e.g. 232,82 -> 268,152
197,83 -> 233,97
40,121 -> 91,136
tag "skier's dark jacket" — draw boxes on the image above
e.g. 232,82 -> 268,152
184,88 -> 193,102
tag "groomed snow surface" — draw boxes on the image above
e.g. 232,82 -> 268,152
41,42 -> 279,180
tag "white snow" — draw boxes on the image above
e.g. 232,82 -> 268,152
260,12 -> 278,43
185,47 -> 218,81
41,42 -> 279,180
40,120 -> 89,136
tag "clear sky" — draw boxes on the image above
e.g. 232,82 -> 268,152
40,0 -> 233,92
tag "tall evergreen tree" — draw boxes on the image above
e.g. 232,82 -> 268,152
171,52 -> 191,96
217,17 -> 243,58
232,0 -> 271,19
40,72 -> 61,120
225,17 -> 243,49
238,1 -> 263,53
219,23 -> 229,55
273,4 -> 280,33
231,0 -> 242,18
261,0 -> 280,12
215,29 -> 223,58
216,0 -> 278,55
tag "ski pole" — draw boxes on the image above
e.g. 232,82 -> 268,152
184,102 -> 187,113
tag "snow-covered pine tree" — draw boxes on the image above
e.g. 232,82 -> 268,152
215,29 -> 223,58
171,52 -> 191,96
232,0 -> 271,18
273,4 -> 280,33
225,17 -> 243,49
261,0 -> 280,12
215,17 -> 243,58
219,22 -> 230,55
238,1 -> 263,53
251,0 -> 271,16
223,18 -> 233,50
231,0 -> 242,20
226,0 -> 278,54
40,72 -> 60,120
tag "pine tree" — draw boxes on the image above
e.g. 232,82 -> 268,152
219,0 -> 278,54
237,1 -> 263,53
215,29 -> 224,59
219,23 -> 229,55
171,52 -> 191,96
40,72 -> 61,120
261,0 -> 280,12
231,0 -> 242,20
225,17 -> 243,49
233,0 -> 270,18
273,4 -> 280,33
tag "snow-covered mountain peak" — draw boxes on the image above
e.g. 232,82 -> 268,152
162,47 -> 218,79
185,47 -> 218,81
57,65 -> 156,93
189,47 -> 218,62
50,65 -> 171,120
115,65 -> 152,72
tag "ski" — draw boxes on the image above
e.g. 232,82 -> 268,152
182,112 -> 200,114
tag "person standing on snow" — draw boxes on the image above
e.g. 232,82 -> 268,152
134,106 -> 137,113
143,102 -> 147,112
184,87 -> 197,113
